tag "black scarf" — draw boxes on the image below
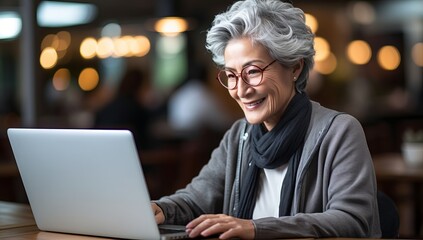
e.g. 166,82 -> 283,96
236,93 -> 312,219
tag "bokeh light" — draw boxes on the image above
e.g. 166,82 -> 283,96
349,1 -> 375,25
52,68 -> 71,91
78,68 -> 99,91
96,37 -> 114,59
377,45 -> 401,70
314,37 -> 330,62
154,17 -> 188,36
346,40 -> 372,65
412,42 -> 423,67
305,13 -> 318,34
40,47 -> 58,69
314,52 -> 337,75
80,37 -> 97,59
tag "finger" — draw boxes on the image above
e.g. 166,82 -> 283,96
187,215 -> 232,238
186,214 -> 220,229
187,216 -> 223,238
195,218 -> 254,239
197,221 -> 229,237
155,213 -> 164,224
151,204 -> 165,224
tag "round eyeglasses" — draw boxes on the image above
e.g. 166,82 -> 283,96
217,60 -> 277,90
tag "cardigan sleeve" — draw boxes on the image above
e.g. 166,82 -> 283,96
153,119 -> 245,225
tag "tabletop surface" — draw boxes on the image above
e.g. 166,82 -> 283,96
0,200 -> 398,240
373,153 -> 423,181
1,200 -> 112,239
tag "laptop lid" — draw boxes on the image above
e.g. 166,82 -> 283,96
7,128 -> 187,240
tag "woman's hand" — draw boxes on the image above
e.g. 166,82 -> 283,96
151,203 -> 165,224
186,214 -> 255,239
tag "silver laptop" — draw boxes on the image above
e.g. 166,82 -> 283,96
7,128 -> 189,240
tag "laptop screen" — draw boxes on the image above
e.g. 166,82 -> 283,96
8,128 -> 169,239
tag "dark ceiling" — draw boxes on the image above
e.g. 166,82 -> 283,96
1,0 -> 379,30
84,0 -> 234,29
47,0 -> 367,26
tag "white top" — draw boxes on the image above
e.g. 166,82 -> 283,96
252,164 -> 288,219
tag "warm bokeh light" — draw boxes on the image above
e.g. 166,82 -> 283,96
314,52 -> 337,75
350,1 -> 375,25
314,37 -> 330,61
41,34 -> 59,50
80,35 -> 150,59
132,36 -> 151,57
78,68 -> 99,91
154,17 -> 188,36
80,37 -> 97,59
56,31 -> 71,51
305,13 -> 318,34
52,68 -> 71,91
41,31 -> 71,60
346,40 -> 372,65
113,36 -> 130,57
113,35 -> 151,57
412,42 -> 423,67
96,37 -> 114,58
377,45 -> 401,70
40,47 -> 58,69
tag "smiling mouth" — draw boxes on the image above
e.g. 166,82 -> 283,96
244,98 -> 265,109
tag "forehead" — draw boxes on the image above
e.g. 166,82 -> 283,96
224,38 -> 270,66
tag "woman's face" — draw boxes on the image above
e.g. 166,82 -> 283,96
224,37 -> 301,131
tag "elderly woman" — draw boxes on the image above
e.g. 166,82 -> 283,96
152,0 -> 381,238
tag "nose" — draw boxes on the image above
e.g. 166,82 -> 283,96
234,75 -> 253,98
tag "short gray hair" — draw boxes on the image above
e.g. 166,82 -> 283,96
206,0 -> 315,92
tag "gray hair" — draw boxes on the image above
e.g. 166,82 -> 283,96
206,0 -> 315,92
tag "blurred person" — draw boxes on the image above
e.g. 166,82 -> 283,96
168,63 -> 232,137
94,68 -> 160,150
151,0 -> 381,239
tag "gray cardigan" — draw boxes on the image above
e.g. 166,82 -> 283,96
155,101 -> 382,238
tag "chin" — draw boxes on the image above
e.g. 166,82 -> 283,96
244,115 -> 264,125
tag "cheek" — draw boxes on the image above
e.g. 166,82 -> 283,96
266,78 -> 294,109
273,75 -> 294,96
228,89 -> 235,96
266,87 -> 283,114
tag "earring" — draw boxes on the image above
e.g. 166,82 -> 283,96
293,76 -> 297,81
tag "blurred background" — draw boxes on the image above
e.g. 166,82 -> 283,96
0,0 -> 422,238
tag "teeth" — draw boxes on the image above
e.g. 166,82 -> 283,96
247,98 -> 264,107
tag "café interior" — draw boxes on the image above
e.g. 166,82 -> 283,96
0,0 -> 422,238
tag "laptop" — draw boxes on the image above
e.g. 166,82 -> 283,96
7,128 -> 189,240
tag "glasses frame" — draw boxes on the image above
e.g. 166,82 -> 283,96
217,60 -> 277,90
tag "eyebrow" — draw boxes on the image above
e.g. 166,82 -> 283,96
223,60 -> 265,71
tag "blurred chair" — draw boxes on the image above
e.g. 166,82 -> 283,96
378,190 -> 400,238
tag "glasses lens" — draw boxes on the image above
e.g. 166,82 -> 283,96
241,65 -> 263,86
218,70 -> 237,89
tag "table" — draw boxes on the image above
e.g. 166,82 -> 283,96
0,201 -> 393,240
0,201 -> 37,239
0,201 -> 116,239
373,153 -> 423,238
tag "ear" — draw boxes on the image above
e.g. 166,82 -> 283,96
293,59 -> 304,78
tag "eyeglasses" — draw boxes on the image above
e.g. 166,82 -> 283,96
217,60 -> 277,90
